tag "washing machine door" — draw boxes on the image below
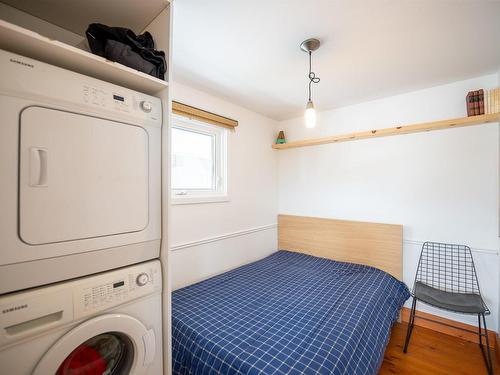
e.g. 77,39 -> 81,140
33,314 -> 156,375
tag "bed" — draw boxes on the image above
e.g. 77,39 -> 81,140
172,215 -> 410,375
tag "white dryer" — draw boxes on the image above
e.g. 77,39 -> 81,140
0,260 -> 162,374
0,50 -> 162,293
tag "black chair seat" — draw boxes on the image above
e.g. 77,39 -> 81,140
415,281 -> 487,314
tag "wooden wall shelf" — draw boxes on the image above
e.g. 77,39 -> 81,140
273,113 -> 500,150
0,19 -> 168,95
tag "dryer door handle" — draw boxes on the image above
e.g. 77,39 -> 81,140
142,328 -> 156,366
29,147 -> 48,187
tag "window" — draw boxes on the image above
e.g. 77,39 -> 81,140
171,115 -> 227,204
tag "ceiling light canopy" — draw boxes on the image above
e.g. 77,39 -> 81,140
300,38 -> 321,128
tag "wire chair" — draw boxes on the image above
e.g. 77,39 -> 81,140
403,242 -> 493,375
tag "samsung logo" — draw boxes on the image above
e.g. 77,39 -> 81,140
9,58 -> 34,68
2,304 -> 28,314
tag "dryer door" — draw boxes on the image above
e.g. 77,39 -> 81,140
33,314 -> 156,375
19,106 -> 149,245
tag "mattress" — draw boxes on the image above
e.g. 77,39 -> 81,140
172,250 -> 410,374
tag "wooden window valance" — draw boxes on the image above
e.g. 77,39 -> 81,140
172,101 -> 238,129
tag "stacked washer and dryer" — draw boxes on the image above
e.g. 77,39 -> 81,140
0,49 -> 164,374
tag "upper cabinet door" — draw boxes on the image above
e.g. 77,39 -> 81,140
19,106 -> 149,245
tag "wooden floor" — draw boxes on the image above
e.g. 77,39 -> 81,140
380,323 -> 498,375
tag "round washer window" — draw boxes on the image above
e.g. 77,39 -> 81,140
56,332 -> 133,375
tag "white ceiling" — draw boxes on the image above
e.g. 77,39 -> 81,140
173,0 -> 500,121
1,0 -> 169,34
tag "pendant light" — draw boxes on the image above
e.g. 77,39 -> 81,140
300,38 -> 321,128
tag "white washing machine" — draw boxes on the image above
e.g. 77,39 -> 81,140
0,49 -> 162,293
0,260 -> 162,374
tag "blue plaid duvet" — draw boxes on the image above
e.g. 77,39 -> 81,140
172,250 -> 409,375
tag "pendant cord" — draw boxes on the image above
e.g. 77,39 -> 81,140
307,50 -> 320,102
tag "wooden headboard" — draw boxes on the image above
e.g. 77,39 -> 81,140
278,215 -> 403,280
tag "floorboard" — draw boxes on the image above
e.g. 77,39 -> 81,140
380,323 -> 498,375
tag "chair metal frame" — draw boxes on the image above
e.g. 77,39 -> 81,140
403,241 -> 493,375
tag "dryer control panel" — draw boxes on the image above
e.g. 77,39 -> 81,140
0,50 -> 162,129
81,84 -> 161,124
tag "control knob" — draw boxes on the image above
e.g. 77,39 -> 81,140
140,100 -> 153,113
136,272 -> 149,286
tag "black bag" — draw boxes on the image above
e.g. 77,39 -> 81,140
86,23 -> 167,80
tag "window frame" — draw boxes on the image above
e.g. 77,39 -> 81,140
171,114 -> 228,205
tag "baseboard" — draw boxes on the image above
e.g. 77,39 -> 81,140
401,307 -> 496,349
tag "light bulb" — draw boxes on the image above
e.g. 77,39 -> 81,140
305,100 -> 316,128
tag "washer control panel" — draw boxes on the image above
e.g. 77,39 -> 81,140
0,260 -> 161,346
75,261 -> 161,319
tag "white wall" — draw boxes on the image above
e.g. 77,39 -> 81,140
277,74 -> 500,330
170,82 -> 278,289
